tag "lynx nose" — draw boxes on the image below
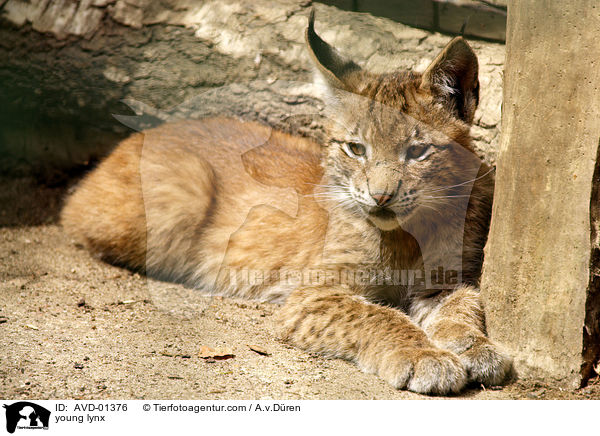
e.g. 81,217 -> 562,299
371,193 -> 394,206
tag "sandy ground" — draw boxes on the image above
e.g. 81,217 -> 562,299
1,178 -> 600,401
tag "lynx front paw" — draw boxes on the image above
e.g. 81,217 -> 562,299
375,348 -> 467,395
459,337 -> 513,386
429,322 -> 513,387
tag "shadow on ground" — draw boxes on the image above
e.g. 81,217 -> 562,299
1,181 -> 599,400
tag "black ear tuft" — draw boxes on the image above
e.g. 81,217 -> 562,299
305,9 -> 365,93
420,37 -> 479,123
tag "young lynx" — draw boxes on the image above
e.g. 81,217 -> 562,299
61,12 -> 512,394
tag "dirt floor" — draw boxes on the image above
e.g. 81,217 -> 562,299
1,178 -> 600,400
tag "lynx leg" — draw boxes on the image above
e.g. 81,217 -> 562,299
410,285 -> 512,386
280,286 -> 467,395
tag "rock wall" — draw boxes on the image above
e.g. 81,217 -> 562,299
322,0 -> 507,42
0,0 -> 504,182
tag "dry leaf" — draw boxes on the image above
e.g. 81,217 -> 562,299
248,345 -> 270,356
198,345 -> 214,357
198,345 -> 235,360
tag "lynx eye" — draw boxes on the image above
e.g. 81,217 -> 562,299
347,142 -> 366,157
406,144 -> 432,161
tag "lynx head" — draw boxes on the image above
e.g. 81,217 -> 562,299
306,11 -> 482,231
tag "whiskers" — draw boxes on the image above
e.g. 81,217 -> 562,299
305,183 -> 350,201
303,167 -> 494,221
400,167 -> 495,216
409,192 -> 471,219
413,200 -> 444,219
305,183 -> 361,214
420,167 -> 495,196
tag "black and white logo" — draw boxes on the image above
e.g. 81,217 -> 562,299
3,402 -> 50,434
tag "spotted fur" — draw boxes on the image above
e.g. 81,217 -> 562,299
61,12 -> 512,394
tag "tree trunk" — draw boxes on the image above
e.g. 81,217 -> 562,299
480,0 -> 600,387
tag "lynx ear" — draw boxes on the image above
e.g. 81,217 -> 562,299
305,10 -> 365,93
420,37 -> 479,123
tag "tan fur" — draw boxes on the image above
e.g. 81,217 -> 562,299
61,14 -> 512,394
61,133 -> 147,270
